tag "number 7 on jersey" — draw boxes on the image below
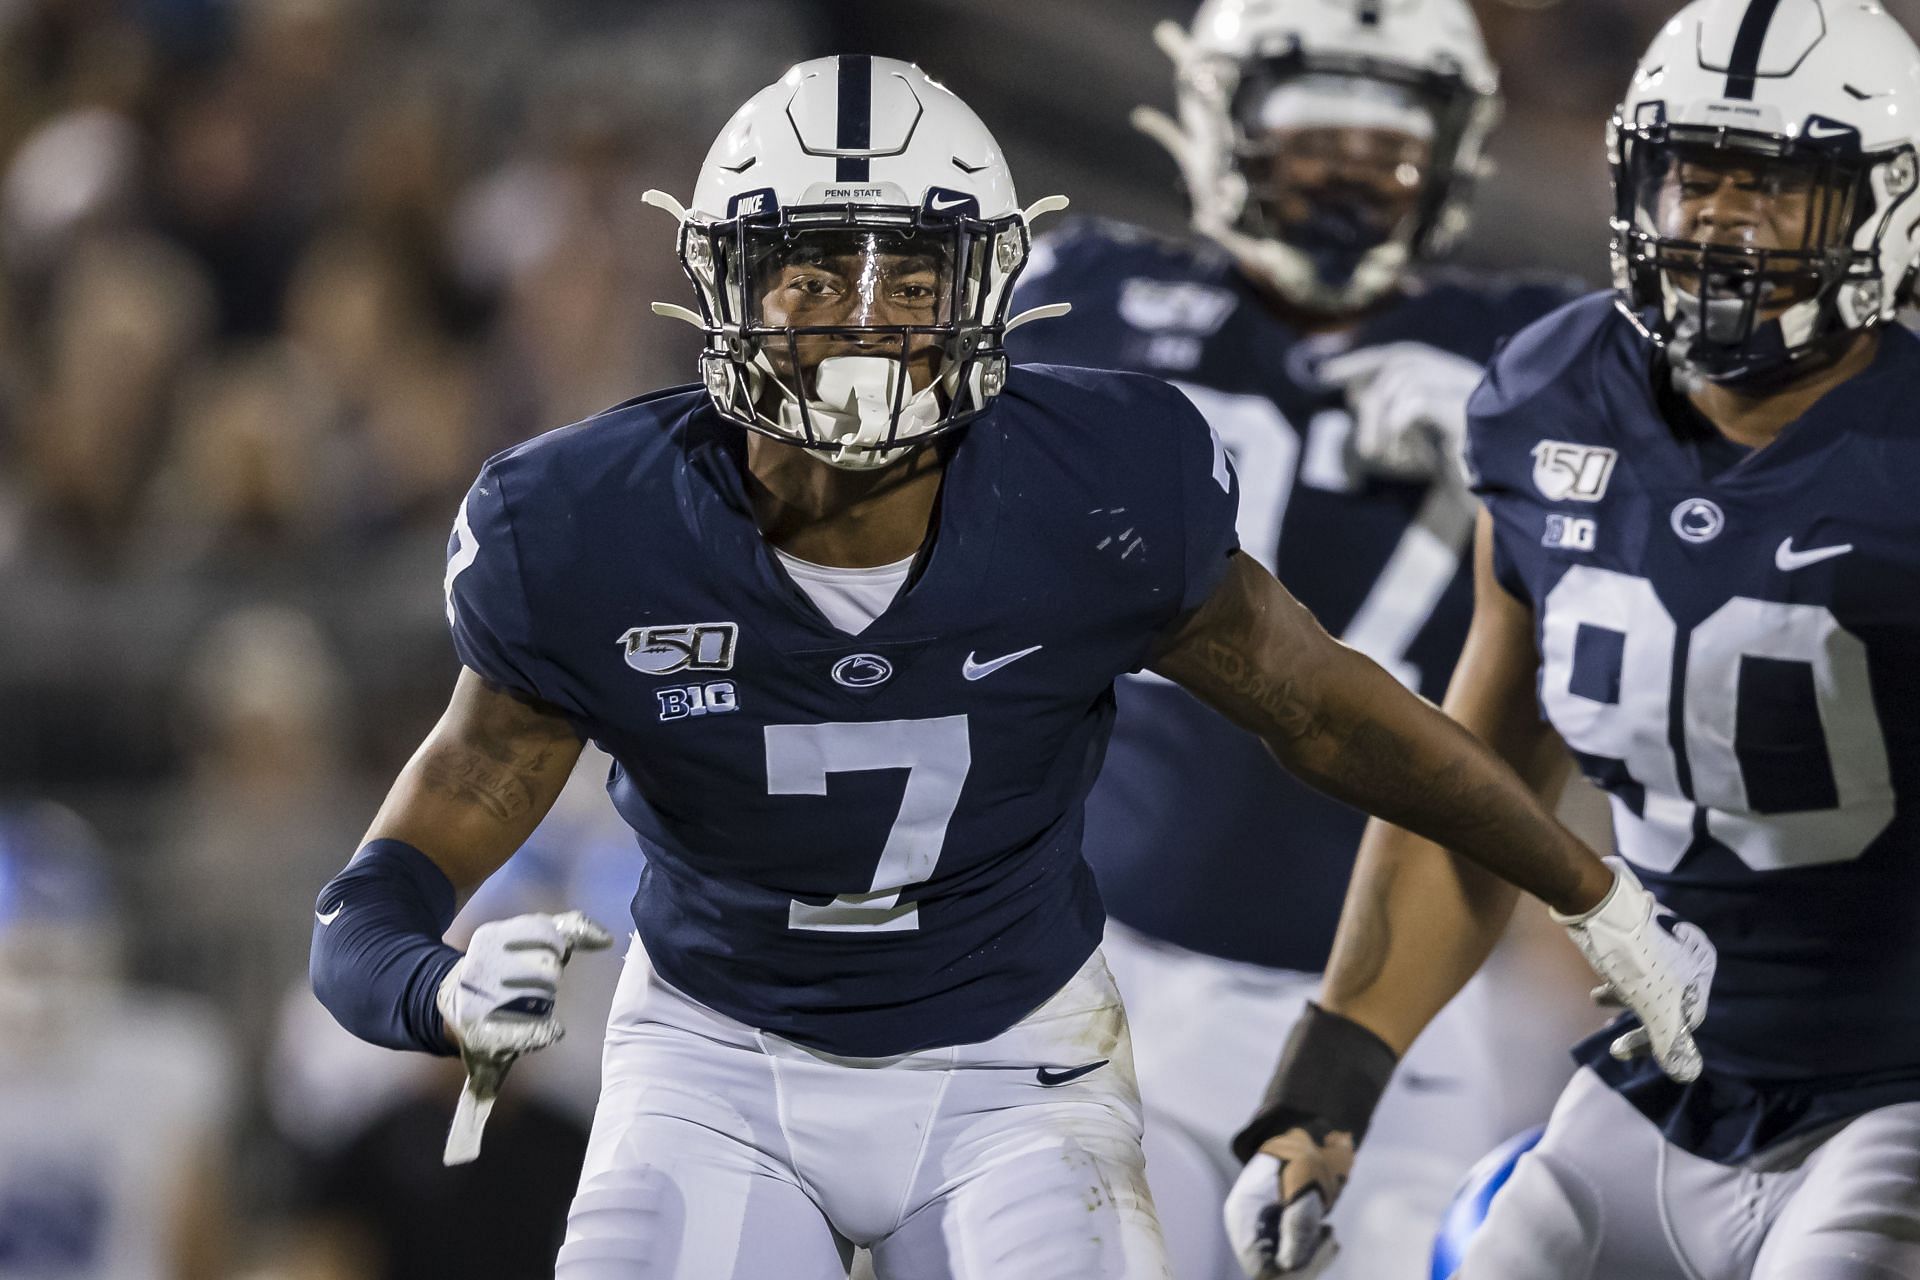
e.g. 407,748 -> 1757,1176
767,716 -> 972,933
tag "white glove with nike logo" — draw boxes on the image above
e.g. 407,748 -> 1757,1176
436,910 -> 611,1165
1321,342 -> 1484,482
1551,857 -> 1715,1082
437,909 -> 612,1057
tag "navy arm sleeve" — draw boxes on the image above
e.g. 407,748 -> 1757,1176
310,839 -> 462,1055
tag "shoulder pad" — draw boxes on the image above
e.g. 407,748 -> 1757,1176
485,384 -> 706,486
1464,292 -> 1629,494
1469,292 -> 1622,426
1025,216 -> 1220,291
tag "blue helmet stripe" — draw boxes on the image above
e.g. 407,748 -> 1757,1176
1724,0 -> 1785,100
837,54 -> 872,182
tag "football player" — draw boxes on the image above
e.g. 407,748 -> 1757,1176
1008,1 -> 1589,1273
309,57 -> 1710,1280
1226,2 -> 1920,1278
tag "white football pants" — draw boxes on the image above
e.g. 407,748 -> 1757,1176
1460,1067 -> 1920,1280
1102,921 -> 1516,1280
556,941 -> 1170,1279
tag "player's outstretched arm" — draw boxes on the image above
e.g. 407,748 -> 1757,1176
1160,519 -> 1716,1277
1152,542 -> 1608,920
1318,509 -> 1571,1054
309,669 -> 589,1056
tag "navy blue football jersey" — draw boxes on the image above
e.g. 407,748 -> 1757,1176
1469,293 -> 1920,1160
444,365 -> 1239,1058
1010,218 -> 1578,970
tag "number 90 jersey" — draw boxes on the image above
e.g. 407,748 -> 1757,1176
443,367 -> 1239,1059
1470,293 -> 1920,1159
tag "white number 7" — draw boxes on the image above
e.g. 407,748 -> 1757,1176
767,716 -> 972,933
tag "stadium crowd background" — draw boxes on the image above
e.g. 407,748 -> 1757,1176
0,0 -> 1812,1275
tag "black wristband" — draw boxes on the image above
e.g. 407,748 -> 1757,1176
1229,1002 -> 1399,1164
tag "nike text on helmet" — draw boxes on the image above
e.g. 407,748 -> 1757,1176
1610,0 -> 1920,386
644,56 -> 1070,470
1135,0 -> 1500,312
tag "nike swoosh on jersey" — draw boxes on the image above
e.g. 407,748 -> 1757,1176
315,904 -> 343,926
1036,1059 -> 1109,1086
962,644 -> 1043,681
1775,537 -> 1853,572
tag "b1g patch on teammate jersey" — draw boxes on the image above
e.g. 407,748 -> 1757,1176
1542,513 -> 1598,551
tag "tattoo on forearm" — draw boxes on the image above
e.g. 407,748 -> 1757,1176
420,748 -> 542,822
1194,639 -> 1327,744
418,681 -> 575,824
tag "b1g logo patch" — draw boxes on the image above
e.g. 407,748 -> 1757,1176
1543,514 -> 1598,551
1531,441 -> 1618,503
619,623 -> 737,676
657,681 -> 738,722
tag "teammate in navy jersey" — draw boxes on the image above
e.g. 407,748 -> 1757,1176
307,56 -> 1711,1280
1010,1 -> 1585,1275
1239,3 -> 1920,1278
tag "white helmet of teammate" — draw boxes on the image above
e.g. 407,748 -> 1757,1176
1611,0 -> 1920,385
645,56 -> 1068,470
1136,0 -> 1500,312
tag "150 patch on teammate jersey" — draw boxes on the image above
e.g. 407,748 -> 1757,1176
1531,441 -> 1617,502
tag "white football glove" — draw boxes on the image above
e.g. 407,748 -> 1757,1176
1223,1131 -> 1354,1278
1551,857 -> 1715,1082
1320,341 -> 1484,482
437,909 -> 612,1058
436,909 -> 611,1165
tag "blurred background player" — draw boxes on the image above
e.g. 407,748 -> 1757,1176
0,803 -> 235,1279
1009,2 -> 1601,1274
1237,1 -> 1920,1277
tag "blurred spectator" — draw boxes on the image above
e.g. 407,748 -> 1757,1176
0,802 -> 236,1279
15,229 -> 214,567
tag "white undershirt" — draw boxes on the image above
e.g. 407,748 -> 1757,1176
773,548 -> 915,636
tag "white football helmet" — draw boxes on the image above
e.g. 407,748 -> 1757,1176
1611,0 -> 1920,385
646,56 -> 1067,470
1136,0 -> 1499,312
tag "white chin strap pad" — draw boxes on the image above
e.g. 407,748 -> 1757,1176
778,355 -> 944,469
